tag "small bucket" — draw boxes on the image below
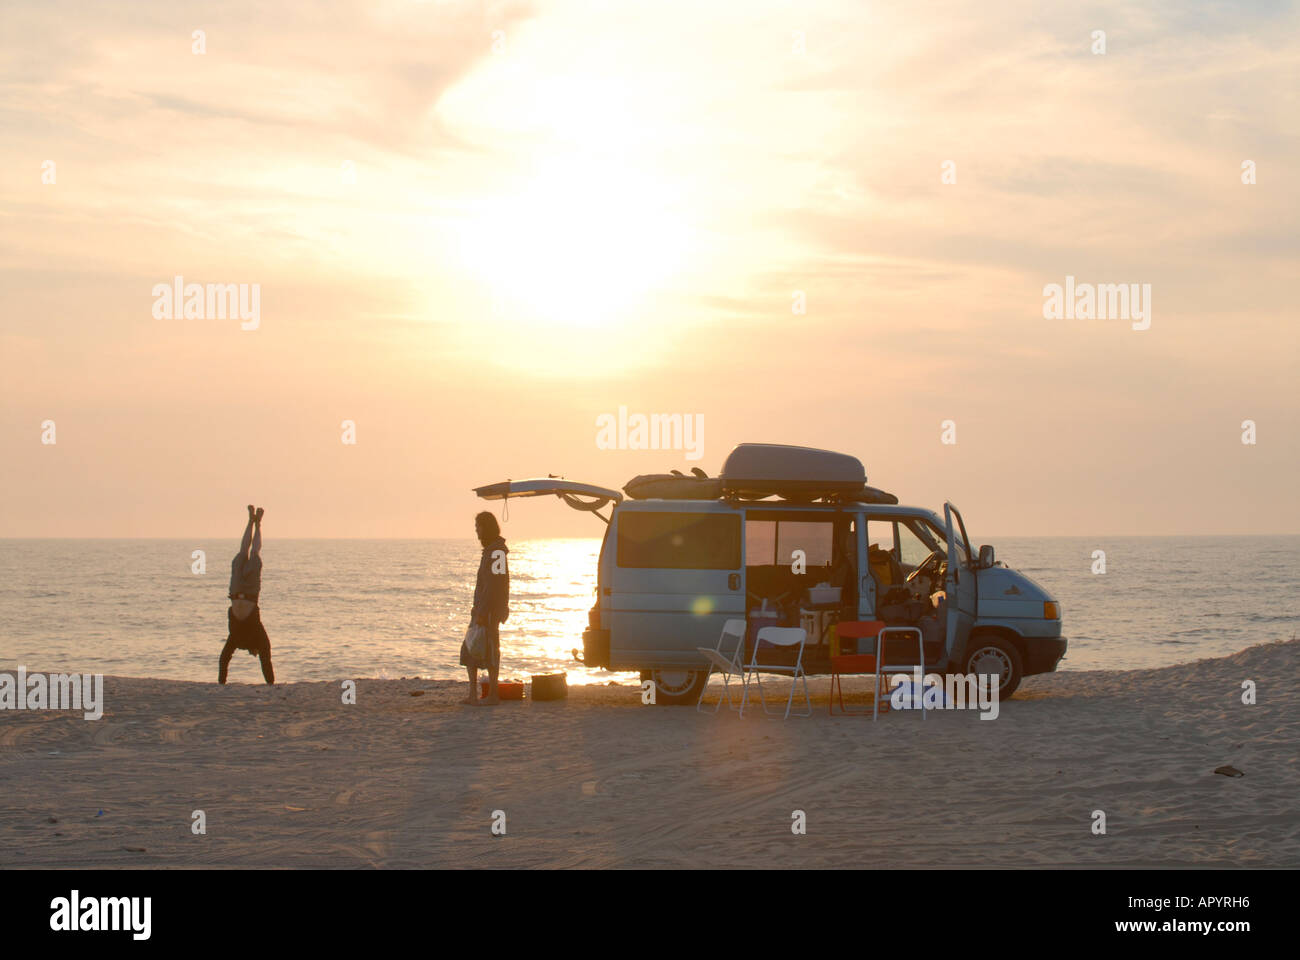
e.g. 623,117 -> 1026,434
530,672 -> 568,701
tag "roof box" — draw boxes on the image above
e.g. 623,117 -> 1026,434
720,443 -> 867,502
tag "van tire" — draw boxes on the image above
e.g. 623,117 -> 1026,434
648,669 -> 708,706
963,636 -> 1023,700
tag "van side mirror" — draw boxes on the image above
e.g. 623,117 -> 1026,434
978,544 -> 995,568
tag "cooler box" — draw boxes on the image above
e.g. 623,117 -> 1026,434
800,608 -> 837,647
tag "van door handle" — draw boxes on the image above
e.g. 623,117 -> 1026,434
728,574 -> 740,590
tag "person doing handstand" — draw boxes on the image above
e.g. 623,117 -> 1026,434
219,505 -> 274,684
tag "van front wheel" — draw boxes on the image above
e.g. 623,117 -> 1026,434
648,669 -> 709,706
963,637 -> 1023,700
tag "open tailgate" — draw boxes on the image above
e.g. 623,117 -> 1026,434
474,478 -> 623,514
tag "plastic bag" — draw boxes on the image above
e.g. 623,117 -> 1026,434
464,623 -> 488,663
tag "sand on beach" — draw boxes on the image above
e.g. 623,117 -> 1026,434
1,639 -> 1296,869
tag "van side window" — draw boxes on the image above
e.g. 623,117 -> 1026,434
745,520 -> 776,566
866,520 -> 898,557
776,521 -> 833,569
617,512 -> 741,570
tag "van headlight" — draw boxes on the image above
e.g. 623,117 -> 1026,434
1043,601 -> 1060,619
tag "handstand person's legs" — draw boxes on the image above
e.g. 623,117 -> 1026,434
239,510 -> 254,560
251,507 -> 263,558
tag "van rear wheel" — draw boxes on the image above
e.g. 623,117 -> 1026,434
964,637 -> 1023,700
648,669 -> 708,706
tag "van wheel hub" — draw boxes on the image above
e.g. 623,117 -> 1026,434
970,646 -> 1011,683
648,668 -> 708,705
653,670 -> 696,695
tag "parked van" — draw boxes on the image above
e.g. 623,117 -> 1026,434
475,444 -> 1066,704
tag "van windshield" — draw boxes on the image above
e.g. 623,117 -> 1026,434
908,515 -> 969,561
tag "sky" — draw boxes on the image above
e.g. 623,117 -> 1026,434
1,0 -> 1297,539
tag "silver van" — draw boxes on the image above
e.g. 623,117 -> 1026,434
476,444 -> 1066,704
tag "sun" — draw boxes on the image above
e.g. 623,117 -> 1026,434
456,150 -> 694,332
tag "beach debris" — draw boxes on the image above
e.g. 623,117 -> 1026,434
122,846 -> 146,853
409,690 -> 425,697
47,816 -> 58,823
1214,765 -> 1244,777
95,810 -> 104,817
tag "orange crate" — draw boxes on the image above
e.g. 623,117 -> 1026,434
480,680 -> 525,700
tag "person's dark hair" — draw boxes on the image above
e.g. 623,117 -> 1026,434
475,511 -> 501,542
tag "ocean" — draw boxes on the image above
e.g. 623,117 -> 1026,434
0,537 -> 1296,685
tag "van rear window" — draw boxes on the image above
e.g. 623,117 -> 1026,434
617,512 -> 741,570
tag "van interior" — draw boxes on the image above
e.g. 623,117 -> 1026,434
744,513 -> 949,666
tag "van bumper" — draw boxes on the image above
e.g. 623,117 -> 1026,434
1025,637 -> 1067,675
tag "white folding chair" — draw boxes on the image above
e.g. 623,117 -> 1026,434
696,618 -> 750,714
872,626 -> 926,721
740,626 -> 812,720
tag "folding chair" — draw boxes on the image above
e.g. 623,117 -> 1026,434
829,620 -> 885,716
740,626 -> 812,720
696,618 -> 749,713
870,626 -> 927,721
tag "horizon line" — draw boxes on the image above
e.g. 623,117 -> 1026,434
2,533 -> 1297,541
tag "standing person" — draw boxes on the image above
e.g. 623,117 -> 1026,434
219,505 -> 275,685
461,511 -> 509,705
